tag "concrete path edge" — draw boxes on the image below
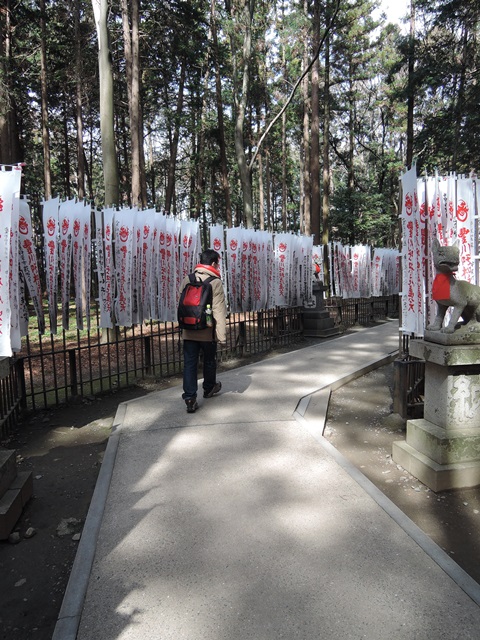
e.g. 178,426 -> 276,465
52,403 -> 127,640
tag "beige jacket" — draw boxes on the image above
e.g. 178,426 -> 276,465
179,265 -> 227,343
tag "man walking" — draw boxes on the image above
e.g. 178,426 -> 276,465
179,249 -> 227,413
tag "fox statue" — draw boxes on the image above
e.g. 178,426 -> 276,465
428,238 -> 480,334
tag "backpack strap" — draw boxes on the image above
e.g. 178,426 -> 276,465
188,273 -> 217,284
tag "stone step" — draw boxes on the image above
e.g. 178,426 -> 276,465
0,447 -> 33,540
0,449 -> 17,499
0,471 -> 33,540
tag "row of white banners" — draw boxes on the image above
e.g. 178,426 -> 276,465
1,165 -> 401,357
400,166 -> 480,336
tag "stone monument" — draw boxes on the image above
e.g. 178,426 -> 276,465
302,282 -> 341,338
393,240 -> 480,491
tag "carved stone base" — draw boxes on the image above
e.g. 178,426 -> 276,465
424,324 -> 480,346
392,439 -> 480,492
393,338 -> 480,491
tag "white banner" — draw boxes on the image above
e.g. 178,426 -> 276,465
58,199 -> 75,329
0,167 -> 22,355
225,227 -> 243,312
312,244 -> 324,284
273,233 -> 293,307
114,208 -> 136,327
71,200 -> 91,330
95,208 -> 109,328
138,209 -> 156,321
42,196 -> 60,334
456,177 -> 474,283
9,190 -> 21,352
18,198 -> 45,334
181,220 -> 200,281
401,166 -> 424,335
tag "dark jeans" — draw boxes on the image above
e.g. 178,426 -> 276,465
182,340 -> 218,400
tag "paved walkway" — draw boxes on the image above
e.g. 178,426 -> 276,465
53,321 -> 480,640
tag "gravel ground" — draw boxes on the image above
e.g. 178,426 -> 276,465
324,362 -> 480,585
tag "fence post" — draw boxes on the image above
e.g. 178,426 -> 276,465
238,321 -> 246,357
69,349 -> 78,397
144,336 -> 151,374
14,358 -> 27,409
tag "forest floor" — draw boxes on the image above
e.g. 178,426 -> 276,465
0,339 -> 479,640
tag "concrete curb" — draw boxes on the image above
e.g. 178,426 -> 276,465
293,364 -> 480,609
52,403 -> 128,640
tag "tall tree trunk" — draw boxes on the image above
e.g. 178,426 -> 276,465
229,0 -> 254,228
39,0 -> 52,199
255,107 -> 264,229
0,0 -> 22,164
265,146 -> 271,231
92,0 -> 119,206
347,70 -> 355,244
211,0 -> 232,227
121,0 -> 146,208
452,22 -> 469,171
310,0 -> 321,244
195,67 -> 210,220
322,9 -> 331,288
281,18 -> 287,232
258,150 -> 264,230
406,0 -> 415,169
63,105 -> 71,198
164,60 -> 186,214
74,0 -> 85,199
301,2 -> 311,238
282,109 -> 287,231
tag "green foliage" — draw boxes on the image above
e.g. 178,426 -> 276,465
2,0 -> 478,248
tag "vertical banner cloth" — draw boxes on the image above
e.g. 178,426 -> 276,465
95,207 -> 115,329
162,217 -> 180,322
273,233 -> 293,307
210,224 -> 230,310
225,227 -> 243,313
181,220 -> 201,281
18,198 -> 45,334
71,200 -> 92,330
371,249 -> 400,297
114,208 -> 136,327
240,230 -> 251,311
400,166 -> 425,336
209,224 -> 226,284
456,177 -> 475,283
312,245 -> 324,284
0,167 -> 22,356
9,189 -> 21,352
58,199 -> 75,329
139,208 -> 156,322
42,197 -> 60,334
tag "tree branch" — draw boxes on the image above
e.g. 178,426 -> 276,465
248,0 -> 341,172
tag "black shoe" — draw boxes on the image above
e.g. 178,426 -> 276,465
203,382 -> 222,398
185,398 -> 198,413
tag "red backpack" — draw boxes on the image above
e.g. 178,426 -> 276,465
177,274 -> 216,330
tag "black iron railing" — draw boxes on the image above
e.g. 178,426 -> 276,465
0,296 -> 401,439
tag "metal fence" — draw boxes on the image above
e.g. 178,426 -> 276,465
13,306 -> 304,414
0,296 -> 400,440
325,295 -> 398,327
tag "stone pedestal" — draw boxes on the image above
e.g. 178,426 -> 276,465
393,336 -> 480,491
302,283 -> 341,338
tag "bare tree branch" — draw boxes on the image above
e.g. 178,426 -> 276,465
249,0 -> 341,172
